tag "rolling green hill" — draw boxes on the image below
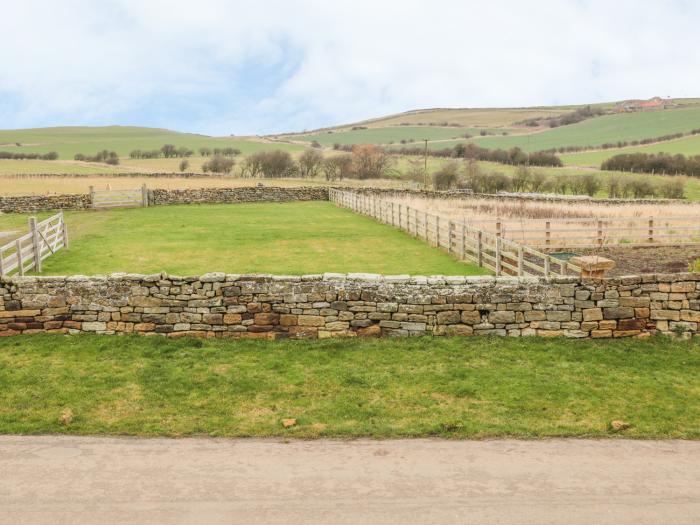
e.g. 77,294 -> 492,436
293,126 -> 518,147
0,126 -> 302,159
467,106 -> 700,152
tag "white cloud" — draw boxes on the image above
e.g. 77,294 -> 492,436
0,0 -> 698,134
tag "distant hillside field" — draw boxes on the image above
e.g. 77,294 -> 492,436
468,106 -> 700,152
293,126 -> 520,147
560,134 -> 700,167
0,126 -> 302,159
346,107 -> 576,128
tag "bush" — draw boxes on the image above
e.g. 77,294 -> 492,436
75,150 -> 118,165
298,149 -> 324,178
241,151 -> 296,178
179,160 -> 189,172
202,155 -> 234,174
432,162 -> 460,190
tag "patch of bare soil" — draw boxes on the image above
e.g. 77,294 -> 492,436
577,246 -> 700,276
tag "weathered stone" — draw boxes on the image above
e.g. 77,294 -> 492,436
603,307 -> 634,320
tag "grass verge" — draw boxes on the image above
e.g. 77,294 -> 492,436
0,334 -> 698,438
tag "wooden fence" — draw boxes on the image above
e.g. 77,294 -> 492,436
90,185 -> 148,209
459,216 -> 700,248
330,189 -> 580,277
0,212 -> 68,277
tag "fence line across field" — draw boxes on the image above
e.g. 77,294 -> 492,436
0,212 -> 68,277
329,189 -> 580,278
452,215 -> 700,248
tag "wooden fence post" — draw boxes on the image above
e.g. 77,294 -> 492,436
448,220 -> 454,253
61,212 -> 69,249
495,237 -> 502,276
517,245 -> 524,277
398,204 -> 402,229
0,249 -> 5,276
461,223 -> 466,260
424,211 -> 428,240
391,202 -> 395,226
89,185 -> 95,208
597,219 -> 603,247
436,215 -> 441,248
15,239 -> 24,276
141,184 -> 149,207
545,221 -> 551,246
648,217 -> 654,244
29,216 -> 42,273
544,256 -> 550,278
477,231 -> 483,267
496,218 -> 502,239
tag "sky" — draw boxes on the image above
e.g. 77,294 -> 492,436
1,0 -> 698,136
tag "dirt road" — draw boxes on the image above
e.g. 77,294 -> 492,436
1,436 -> 698,524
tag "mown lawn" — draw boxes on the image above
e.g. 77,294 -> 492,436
0,334 -> 698,438
0,201 -> 486,276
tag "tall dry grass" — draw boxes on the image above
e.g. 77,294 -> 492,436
386,195 -> 700,246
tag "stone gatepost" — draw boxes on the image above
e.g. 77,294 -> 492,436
569,256 -> 616,279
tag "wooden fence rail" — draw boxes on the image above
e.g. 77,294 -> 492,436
462,215 -> 700,248
0,212 -> 68,277
329,189 -> 579,277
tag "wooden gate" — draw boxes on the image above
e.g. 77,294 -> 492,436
0,212 -> 68,276
90,185 -> 148,209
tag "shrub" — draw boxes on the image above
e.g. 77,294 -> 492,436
322,154 -> 354,181
202,155 -> 234,174
179,160 -> 189,172
350,145 -> 392,179
432,162 -> 460,190
298,149 -> 324,178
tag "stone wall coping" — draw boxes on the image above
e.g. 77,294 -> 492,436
3,271 -> 699,286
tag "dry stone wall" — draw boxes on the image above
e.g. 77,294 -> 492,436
149,186 -> 329,206
1,273 -> 699,339
0,194 -> 91,213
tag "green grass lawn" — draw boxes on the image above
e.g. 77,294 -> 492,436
0,334 -> 698,438
0,125 -> 302,159
0,201 -> 485,276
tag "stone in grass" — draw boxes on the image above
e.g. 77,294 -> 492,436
610,420 -> 631,432
282,418 -> 297,428
59,408 -> 74,426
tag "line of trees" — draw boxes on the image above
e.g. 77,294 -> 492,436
539,129 -> 700,154
518,105 -> 606,128
74,150 -> 119,165
198,147 -> 240,157
434,163 -> 685,199
601,152 -> 700,177
212,145 -> 393,180
389,143 -> 562,168
0,151 -> 58,160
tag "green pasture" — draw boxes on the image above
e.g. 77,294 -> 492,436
1,334 -> 698,438
467,106 -> 700,153
561,134 -> 700,167
295,126 -> 518,147
0,126 -> 302,159
0,201 -> 486,276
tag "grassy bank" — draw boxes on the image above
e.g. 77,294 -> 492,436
0,334 -> 698,438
